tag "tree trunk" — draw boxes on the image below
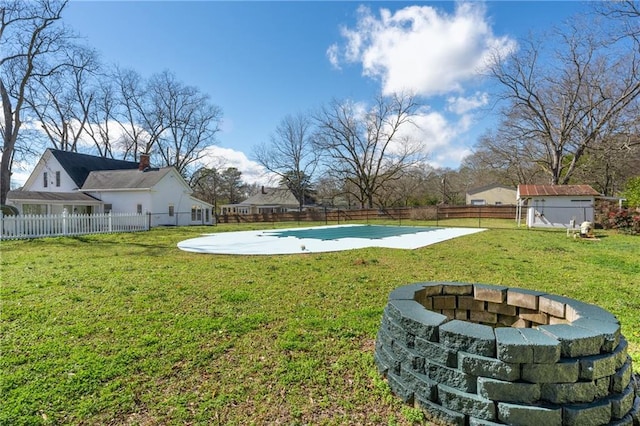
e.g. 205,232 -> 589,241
1,80 -> 16,205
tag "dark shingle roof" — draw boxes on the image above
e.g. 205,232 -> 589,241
517,185 -> 600,197
49,149 -> 139,188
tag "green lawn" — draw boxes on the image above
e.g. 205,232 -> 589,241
1,222 -> 638,425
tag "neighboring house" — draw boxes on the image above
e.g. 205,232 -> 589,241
220,186 -> 300,215
466,184 -> 517,206
7,149 -> 214,227
516,184 -> 600,228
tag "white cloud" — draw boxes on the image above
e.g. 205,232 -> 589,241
332,3 -> 516,96
326,44 -> 340,69
428,147 -> 474,169
446,92 -> 489,115
198,146 -> 274,185
388,107 -> 477,169
9,168 -> 32,189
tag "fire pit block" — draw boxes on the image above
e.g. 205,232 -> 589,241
375,282 -> 640,426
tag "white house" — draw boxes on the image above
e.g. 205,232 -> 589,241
516,184 -> 600,228
7,149 -> 214,227
219,186 -> 300,215
466,184 -> 517,206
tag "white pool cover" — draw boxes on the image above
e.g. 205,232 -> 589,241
177,224 -> 486,255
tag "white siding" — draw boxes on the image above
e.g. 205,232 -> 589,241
526,196 -> 595,228
23,155 -> 77,192
466,187 -> 517,205
86,170 -> 213,227
91,191 -> 153,216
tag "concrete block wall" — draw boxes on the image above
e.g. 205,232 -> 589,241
375,282 -> 640,426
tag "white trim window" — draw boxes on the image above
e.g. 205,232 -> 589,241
191,205 -> 202,221
168,204 -> 175,217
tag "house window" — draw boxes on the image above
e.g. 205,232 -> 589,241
137,204 -> 142,214
55,171 -> 61,187
43,172 -> 48,188
104,204 -> 112,214
168,204 -> 175,217
191,205 -> 202,221
23,204 -> 47,215
205,208 -> 210,222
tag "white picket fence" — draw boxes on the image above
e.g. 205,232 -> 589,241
0,211 -> 150,240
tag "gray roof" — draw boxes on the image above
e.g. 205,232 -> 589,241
7,190 -> 101,203
240,187 -> 299,206
49,149 -> 139,187
82,168 -> 174,190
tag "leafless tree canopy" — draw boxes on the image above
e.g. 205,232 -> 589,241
0,1 -> 223,203
253,113 -> 319,210
313,93 -> 428,208
150,71 -> 222,176
596,0 -> 640,47
488,19 -> 640,186
1,0 -> 72,204
25,46 -> 100,152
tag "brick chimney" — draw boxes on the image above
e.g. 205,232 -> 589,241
139,154 -> 150,171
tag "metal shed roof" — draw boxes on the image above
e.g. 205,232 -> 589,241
517,185 -> 600,198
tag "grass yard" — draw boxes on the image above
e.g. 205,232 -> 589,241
1,222 -> 639,425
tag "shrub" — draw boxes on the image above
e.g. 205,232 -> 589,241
603,208 -> 640,235
1,205 -> 19,216
622,176 -> 640,208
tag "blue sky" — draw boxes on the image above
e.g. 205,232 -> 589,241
56,0 -> 589,185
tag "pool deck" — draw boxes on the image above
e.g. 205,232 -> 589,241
177,224 -> 486,255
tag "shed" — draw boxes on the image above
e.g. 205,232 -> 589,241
466,184 -> 517,206
516,184 -> 600,228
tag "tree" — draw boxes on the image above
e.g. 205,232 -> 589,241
217,167 -> 245,205
85,74 -> 118,158
190,167 -> 220,210
569,134 -> 640,195
111,67 -> 152,161
489,20 -> 640,185
314,93 -> 427,208
596,0 -> 640,47
375,166 -> 434,207
1,0 -> 73,204
278,170 -> 315,206
107,69 -> 223,173
25,46 -> 100,152
622,175 -> 640,207
253,113 -> 319,211
150,71 -> 223,177
465,130 -> 547,186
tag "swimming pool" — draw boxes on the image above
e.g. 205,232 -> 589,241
177,224 -> 486,255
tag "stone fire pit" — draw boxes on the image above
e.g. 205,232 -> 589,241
374,282 -> 639,425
